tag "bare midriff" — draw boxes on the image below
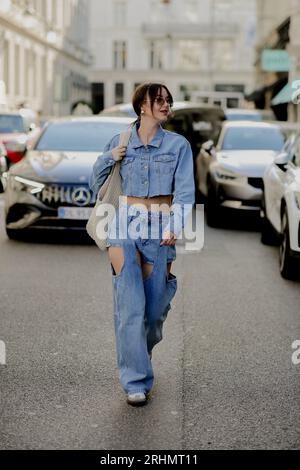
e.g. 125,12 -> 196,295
120,194 -> 172,212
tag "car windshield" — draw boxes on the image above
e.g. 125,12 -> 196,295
226,113 -> 262,121
222,127 -> 285,151
35,121 -> 131,151
0,115 -> 25,133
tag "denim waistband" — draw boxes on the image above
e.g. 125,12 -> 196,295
118,203 -> 171,220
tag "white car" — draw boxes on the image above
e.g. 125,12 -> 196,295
261,132 -> 300,279
195,121 -> 285,226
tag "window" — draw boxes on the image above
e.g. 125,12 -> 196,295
176,40 -> 205,70
42,55 -> 47,99
113,41 -> 127,69
115,82 -> 124,105
3,40 -> 9,95
52,0 -> 57,25
35,121 -> 130,152
185,0 -> 198,23
0,115 -> 25,133
114,0 -> 126,26
15,44 -> 20,95
25,49 -> 36,98
214,40 -> 234,71
30,51 -> 36,98
222,127 -> 284,151
92,82 -> 105,114
214,0 -> 233,23
149,41 -> 163,69
25,49 -> 30,97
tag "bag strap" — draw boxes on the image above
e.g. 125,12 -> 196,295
118,125 -> 133,148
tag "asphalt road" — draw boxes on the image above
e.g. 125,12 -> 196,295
0,197 -> 299,450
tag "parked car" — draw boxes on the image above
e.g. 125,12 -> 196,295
0,110 -> 39,167
99,103 -> 137,118
195,121 -> 285,226
101,101 -> 225,154
0,140 -> 8,193
100,101 -> 225,194
163,102 -> 225,161
4,116 -> 134,240
224,108 -> 275,122
261,132 -> 300,279
268,121 -> 300,138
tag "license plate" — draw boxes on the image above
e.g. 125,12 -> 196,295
58,207 -> 93,220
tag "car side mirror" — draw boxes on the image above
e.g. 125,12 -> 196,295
274,151 -> 290,171
201,140 -> 215,155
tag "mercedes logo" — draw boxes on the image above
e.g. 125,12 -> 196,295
71,187 -> 91,206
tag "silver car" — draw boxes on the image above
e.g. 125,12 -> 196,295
195,121 -> 285,226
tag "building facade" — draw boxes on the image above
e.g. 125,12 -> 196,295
287,0 -> 300,121
89,0 -> 257,112
0,0 -> 92,116
252,0 -> 300,121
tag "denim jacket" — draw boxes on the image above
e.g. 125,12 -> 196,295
89,123 -> 195,236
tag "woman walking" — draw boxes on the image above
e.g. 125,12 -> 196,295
89,83 -> 194,406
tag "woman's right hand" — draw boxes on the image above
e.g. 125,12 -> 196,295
111,145 -> 127,161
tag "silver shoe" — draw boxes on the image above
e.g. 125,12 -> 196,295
126,392 -> 147,406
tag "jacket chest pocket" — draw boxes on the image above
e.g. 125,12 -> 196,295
120,156 -> 135,178
153,154 -> 176,175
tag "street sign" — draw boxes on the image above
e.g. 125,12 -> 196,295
261,49 -> 290,72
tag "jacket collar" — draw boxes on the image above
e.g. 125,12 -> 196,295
130,123 -> 165,149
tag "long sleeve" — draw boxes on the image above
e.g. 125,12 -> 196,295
89,134 -> 119,197
165,138 -> 195,237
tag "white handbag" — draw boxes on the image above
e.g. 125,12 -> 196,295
86,127 -> 132,250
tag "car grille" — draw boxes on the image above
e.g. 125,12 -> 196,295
35,184 -> 96,208
248,178 -> 264,190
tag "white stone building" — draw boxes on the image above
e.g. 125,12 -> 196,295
0,0 -> 92,116
89,0 -> 257,111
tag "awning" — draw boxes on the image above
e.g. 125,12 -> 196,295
271,80 -> 300,105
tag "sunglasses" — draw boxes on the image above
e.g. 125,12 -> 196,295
145,96 -> 173,107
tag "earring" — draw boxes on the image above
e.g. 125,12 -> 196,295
141,110 -> 145,114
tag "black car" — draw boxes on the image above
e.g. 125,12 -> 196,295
163,102 -> 225,173
101,101 -> 225,156
4,116 -> 134,240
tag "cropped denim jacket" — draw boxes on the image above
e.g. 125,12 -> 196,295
89,123 -> 195,236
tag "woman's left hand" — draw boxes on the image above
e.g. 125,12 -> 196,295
160,230 -> 177,246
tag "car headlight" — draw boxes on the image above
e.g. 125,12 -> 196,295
8,175 -> 45,194
214,166 -> 239,180
294,192 -> 300,210
5,141 -> 27,153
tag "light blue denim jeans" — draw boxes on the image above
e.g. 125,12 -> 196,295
106,203 -> 178,394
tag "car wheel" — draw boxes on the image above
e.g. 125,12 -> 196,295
5,228 -> 26,241
279,210 -> 297,280
206,184 -> 220,228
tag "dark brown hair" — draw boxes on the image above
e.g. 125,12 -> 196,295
132,83 -> 173,118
